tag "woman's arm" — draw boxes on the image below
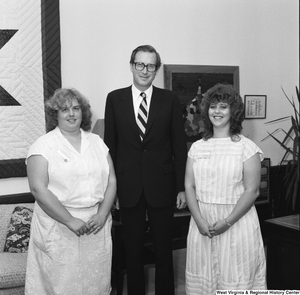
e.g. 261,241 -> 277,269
210,152 -> 261,235
27,155 -> 88,236
87,152 -> 117,234
185,156 -> 212,238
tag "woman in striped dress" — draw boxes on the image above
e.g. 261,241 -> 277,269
184,84 -> 267,294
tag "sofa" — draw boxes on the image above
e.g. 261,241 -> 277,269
0,193 -> 35,295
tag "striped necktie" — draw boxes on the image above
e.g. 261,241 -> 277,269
137,92 -> 148,140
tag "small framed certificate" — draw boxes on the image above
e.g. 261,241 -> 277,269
244,95 -> 267,119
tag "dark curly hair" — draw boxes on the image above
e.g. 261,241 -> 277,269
45,88 -> 92,132
129,45 -> 162,70
200,83 -> 244,140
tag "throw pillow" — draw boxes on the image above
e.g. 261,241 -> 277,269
4,206 -> 33,253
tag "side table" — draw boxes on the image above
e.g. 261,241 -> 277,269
264,214 -> 299,290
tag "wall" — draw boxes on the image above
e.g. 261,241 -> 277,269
1,0 -> 299,195
59,0 -> 299,165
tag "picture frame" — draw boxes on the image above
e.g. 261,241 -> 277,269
244,95 -> 267,119
164,64 -> 240,149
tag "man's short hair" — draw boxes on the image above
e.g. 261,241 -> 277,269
129,45 -> 161,70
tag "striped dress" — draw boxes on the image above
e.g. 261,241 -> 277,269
185,135 -> 267,294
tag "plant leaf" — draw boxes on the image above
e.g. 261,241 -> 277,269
266,132 -> 294,154
281,86 -> 300,117
262,86 -> 299,213
265,116 -> 290,124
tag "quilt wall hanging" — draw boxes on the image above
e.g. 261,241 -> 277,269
0,0 -> 61,179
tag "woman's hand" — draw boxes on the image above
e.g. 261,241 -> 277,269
86,213 -> 107,235
196,219 -> 213,239
66,217 -> 89,237
209,219 -> 230,237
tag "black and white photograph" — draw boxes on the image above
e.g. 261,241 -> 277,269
0,1 -> 298,295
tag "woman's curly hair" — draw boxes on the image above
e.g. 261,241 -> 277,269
200,83 -> 244,140
45,88 -> 92,132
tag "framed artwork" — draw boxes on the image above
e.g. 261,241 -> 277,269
0,0 -> 61,179
164,65 -> 239,149
244,95 -> 267,119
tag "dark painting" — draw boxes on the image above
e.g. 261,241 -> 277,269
164,65 -> 239,148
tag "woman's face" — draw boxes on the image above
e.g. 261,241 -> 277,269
208,101 -> 231,129
57,98 -> 82,133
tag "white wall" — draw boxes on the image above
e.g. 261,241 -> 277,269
1,0 -> 299,195
60,0 -> 299,165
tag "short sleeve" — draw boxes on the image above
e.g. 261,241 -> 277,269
86,132 -> 110,162
26,136 -> 50,164
98,136 -> 109,156
243,137 -> 264,162
187,140 -> 200,160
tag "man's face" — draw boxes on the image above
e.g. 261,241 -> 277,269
130,51 -> 157,91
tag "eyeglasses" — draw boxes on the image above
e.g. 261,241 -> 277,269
133,62 -> 157,72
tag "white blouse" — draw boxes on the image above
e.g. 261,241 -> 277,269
27,127 -> 109,208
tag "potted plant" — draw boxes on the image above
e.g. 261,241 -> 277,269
262,86 -> 299,215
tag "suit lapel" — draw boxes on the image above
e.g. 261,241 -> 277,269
120,86 -> 163,141
145,87 -> 163,137
121,87 -> 141,139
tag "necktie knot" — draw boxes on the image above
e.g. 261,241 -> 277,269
140,92 -> 147,103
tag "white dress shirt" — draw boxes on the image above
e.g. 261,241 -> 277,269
131,84 -> 153,121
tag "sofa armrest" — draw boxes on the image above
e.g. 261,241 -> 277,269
0,253 -> 27,289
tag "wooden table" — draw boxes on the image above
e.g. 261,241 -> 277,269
264,214 -> 299,290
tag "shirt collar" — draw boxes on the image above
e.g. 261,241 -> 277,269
54,126 -> 90,154
131,84 -> 153,101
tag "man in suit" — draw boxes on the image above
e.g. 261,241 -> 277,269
104,45 -> 187,295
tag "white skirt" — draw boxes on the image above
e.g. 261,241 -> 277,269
25,203 -> 112,295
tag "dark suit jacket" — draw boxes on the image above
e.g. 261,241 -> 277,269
104,86 -> 187,208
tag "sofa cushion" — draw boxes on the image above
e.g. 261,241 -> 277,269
0,252 -> 27,288
0,203 -> 34,252
3,206 -> 33,253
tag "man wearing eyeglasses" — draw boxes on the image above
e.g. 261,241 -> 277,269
104,45 -> 187,295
